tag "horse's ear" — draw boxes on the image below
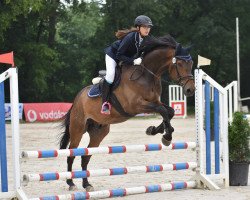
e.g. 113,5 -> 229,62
176,43 -> 182,55
176,43 -> 182,50
185,44 -> 194,53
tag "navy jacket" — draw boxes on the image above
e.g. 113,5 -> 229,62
104,31 -> 141,65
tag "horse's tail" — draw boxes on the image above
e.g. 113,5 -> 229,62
59,106 -> 72,149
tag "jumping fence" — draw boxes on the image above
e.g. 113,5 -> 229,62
0,68 -> 238,199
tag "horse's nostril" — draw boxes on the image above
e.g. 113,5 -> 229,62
185,88 -> 195,97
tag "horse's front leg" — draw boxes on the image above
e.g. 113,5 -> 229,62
146,103 -> 175,138
137,100 -> 174,146
156,105 -> 175,146
146,122 -> 164,135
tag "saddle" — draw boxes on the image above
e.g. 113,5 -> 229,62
88,67 -> 122,98
88,65 -> 134,117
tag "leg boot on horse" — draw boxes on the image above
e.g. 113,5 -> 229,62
147,102 -> 175,146
146,105 -> 175,136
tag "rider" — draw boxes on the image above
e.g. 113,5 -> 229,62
101,15 -> 153,115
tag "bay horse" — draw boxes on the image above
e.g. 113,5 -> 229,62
59,34 -> 195,191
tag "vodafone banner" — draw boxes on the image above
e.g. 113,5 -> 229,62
23,103 -> 72,122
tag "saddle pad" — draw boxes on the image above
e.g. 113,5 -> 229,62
88,84 -> 101,97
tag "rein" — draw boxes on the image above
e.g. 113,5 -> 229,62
129,63 -> 161,81
129,57 -> 194,87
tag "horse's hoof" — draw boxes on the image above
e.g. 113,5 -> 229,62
85,185 -> 94,192
161,136 -> 171,146
146,126 -> 156,135
69,185 -> 78,191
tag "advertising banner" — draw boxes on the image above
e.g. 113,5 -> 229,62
5,103 -> 23,120
23,103 -> 72,122
171,102 -> 185,117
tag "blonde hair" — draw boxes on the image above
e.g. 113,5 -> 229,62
115,27 -> 138,40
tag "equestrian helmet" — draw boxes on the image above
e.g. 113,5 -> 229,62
134,15 -> 153,27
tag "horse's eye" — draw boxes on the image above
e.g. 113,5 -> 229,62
178,62 -> 183,67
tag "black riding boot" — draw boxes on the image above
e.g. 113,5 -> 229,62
101,80 -> 112,115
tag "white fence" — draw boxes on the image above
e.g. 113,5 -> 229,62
203,81 -> 238,122
169,85 -> 187,118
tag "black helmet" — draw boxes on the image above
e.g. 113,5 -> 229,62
134,15 -> 153,27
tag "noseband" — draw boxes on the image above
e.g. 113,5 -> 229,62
172,56 -> 194,89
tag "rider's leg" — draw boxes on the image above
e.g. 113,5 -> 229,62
101,55 -> 116,115
105,54 -> 116,84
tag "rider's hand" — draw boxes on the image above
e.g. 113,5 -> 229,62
133,57 -> 142,65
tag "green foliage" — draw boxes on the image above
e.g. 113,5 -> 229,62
187,105 -> 195,116
17,42 -> 62,102
0,0 -> 250,105
0,0 -> 43,44
56,1 -> 104,101
228,112 -> 250,163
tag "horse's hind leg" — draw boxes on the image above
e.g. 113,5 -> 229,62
146,105 -> 175,136
81,119 -> 110,192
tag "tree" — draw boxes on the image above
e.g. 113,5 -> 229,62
0,0 -> 249,106
1,0 -> 66,102
56,1 -> 104,101
0,0 -> 42,45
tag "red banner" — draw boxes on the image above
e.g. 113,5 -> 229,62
23,103 -> 72,122
171,102 -> 185,117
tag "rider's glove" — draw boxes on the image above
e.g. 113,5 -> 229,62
133,57 -> 142,65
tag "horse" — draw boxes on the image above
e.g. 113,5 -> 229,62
59,34 -> 195,191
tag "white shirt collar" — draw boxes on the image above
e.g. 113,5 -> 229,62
139,34 -> 143,46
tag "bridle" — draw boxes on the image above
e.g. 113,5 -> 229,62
172,56 -> 194,89
129,56 -> 194,89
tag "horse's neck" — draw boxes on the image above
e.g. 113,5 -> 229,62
121,63 -> 162,101
143,48 -> 173,76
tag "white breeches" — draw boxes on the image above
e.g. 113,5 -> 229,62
105,54 -> 117,83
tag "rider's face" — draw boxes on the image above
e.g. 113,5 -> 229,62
139,25 -> 151,37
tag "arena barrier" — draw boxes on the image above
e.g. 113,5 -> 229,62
1,68 -> 237,199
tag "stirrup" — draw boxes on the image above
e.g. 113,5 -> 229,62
101,102 -> 111,115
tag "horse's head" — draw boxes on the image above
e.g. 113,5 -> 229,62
139,35 -> 195,97
168,44 -> 195,97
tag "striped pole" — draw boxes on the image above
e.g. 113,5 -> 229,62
22,142 -> 196,159
23,162 -> 197,182
29,181 -> 197,200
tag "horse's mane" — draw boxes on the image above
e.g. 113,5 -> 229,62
139,34 -> 177,56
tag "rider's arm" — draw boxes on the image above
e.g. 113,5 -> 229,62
116,33 -> 135,65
